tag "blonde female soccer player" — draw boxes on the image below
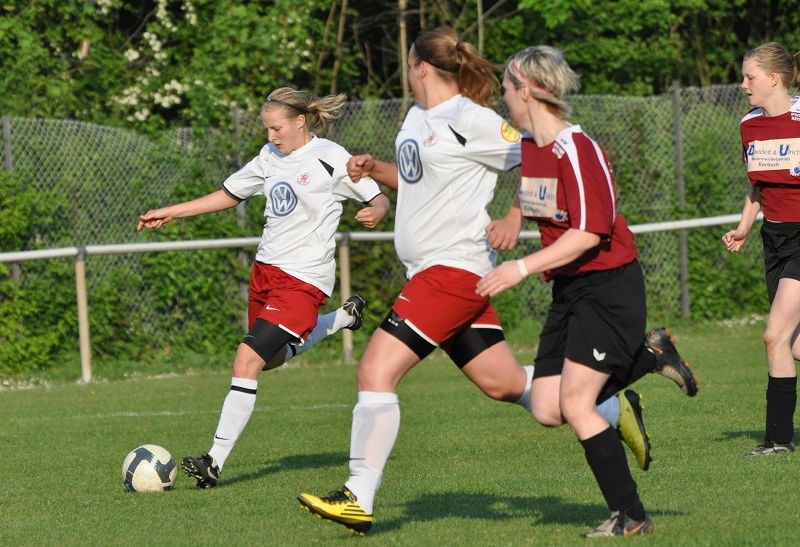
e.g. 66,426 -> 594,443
137,87 -> 390,488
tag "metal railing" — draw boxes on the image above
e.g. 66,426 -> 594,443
0,213 -> 747,383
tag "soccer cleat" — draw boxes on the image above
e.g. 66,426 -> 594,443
616,389 -> 652,471
583,510 -> 654,537
298,487 -> 374,535
181,454 -> 220,488
343,295 -> 366,331
646,327 -> 699,397
747,441 -> 796,456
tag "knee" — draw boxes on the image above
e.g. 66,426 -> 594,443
532,405 -> 564,427
479,381 -> 521,403
763,328 -> 784,355
232,344 -> 265,379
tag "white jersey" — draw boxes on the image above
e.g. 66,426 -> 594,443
223,136 -> 382,295
394,94 -> 521,278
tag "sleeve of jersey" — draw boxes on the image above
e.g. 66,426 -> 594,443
464,107 -> 521,171
332,150 -> 384,203
222,153 -> 267,199
561,134 -> 616,237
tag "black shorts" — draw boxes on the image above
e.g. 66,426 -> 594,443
533,260 -> 646,381
761,220 -> 800,304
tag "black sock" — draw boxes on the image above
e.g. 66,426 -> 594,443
581,426 -> 645,519
765,375 -> 797,444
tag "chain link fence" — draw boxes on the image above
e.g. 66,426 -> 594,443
0,83 -> 765,368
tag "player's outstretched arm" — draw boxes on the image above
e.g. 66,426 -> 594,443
137,189 -> 240,231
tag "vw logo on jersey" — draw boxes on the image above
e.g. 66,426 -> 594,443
397,139 -> 423,183
269,182 -> 298,216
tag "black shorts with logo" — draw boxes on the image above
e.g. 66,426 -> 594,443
761,220 -> 800,304
533,260 -> 646,382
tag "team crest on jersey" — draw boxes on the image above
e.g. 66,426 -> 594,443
297,172 -> 310,185
269,182 -> 298,216
500,122 -> 521,142
423,132 -> 438,147
397,139 -> 423,183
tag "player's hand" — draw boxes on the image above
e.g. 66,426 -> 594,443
137,208 -> 173,231
486,217 -> 521,250
722,228 -> 747,252
347,154 -> 374,183
355,206 -> 381,228
476,260 -> 527,297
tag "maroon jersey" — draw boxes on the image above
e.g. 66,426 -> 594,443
740,97 -> 800,222
518,126 -> 637,280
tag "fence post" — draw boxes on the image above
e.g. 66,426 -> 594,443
3,116 -> 21,282
231,106 -> 250,333
672,81 -> 691,317
75,247 -> 92,383
338,233 -> 354,363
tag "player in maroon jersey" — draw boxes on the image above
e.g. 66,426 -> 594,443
722,42 -> 800,456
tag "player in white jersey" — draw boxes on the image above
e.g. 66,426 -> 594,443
137,87 -> 390,487
297,27 -> 651,536
722,42 -> 800,456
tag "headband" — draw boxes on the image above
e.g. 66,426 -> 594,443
266,98 -> 309,114
508,60 -> 555,97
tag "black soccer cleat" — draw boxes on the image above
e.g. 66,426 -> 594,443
343,295 -> 366,331
181,454 -> 220,489
646,327 -> 699,397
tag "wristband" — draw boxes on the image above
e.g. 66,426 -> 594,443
516,259 -> 528,279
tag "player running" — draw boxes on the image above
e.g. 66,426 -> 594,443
137,87 -> 390,487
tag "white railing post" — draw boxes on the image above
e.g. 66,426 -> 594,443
338,233 -> 354,364
75,247 -> 92,383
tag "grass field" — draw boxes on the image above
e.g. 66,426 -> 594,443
2,317 -> 798,546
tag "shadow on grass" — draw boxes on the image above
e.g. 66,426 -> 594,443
372,492 -> 686,536
220,452 -> 345,487
715,429 -> 763,443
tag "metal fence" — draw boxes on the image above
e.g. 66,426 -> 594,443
0,83 -> 765,377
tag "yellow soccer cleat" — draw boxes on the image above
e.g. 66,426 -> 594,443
616,389 -> 652,471
298,487 -> 374,535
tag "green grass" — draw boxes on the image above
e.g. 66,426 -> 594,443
1,317 -> 793,546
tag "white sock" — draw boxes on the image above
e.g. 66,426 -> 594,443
515,365 -> 535,411
344,391 -> 400,515
286,308 -> 352,362
597,395 -> 620,428
207,377 -> 258,471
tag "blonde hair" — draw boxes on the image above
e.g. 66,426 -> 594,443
505,46 -> 580,118
412,26 -> 499,107
744,42 -> 800,90
260,87 -> 347,135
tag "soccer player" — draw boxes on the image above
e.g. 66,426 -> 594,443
297,28 -> 695,536
137,87 -> 391,487
722,42 -> 800,456
475,45 -> 696,537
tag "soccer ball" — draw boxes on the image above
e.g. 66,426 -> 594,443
121,444 -> 177,492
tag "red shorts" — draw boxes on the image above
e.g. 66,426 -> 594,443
392,265 -> 501,345
248,262 -> 327,341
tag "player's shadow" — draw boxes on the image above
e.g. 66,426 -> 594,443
220,452 -> 344,488
715,429 -> 763,443
373,492 -> 685,536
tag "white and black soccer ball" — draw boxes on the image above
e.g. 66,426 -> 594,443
121,444 -> 177,492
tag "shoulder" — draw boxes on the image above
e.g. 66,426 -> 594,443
741,107 -> 764,125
